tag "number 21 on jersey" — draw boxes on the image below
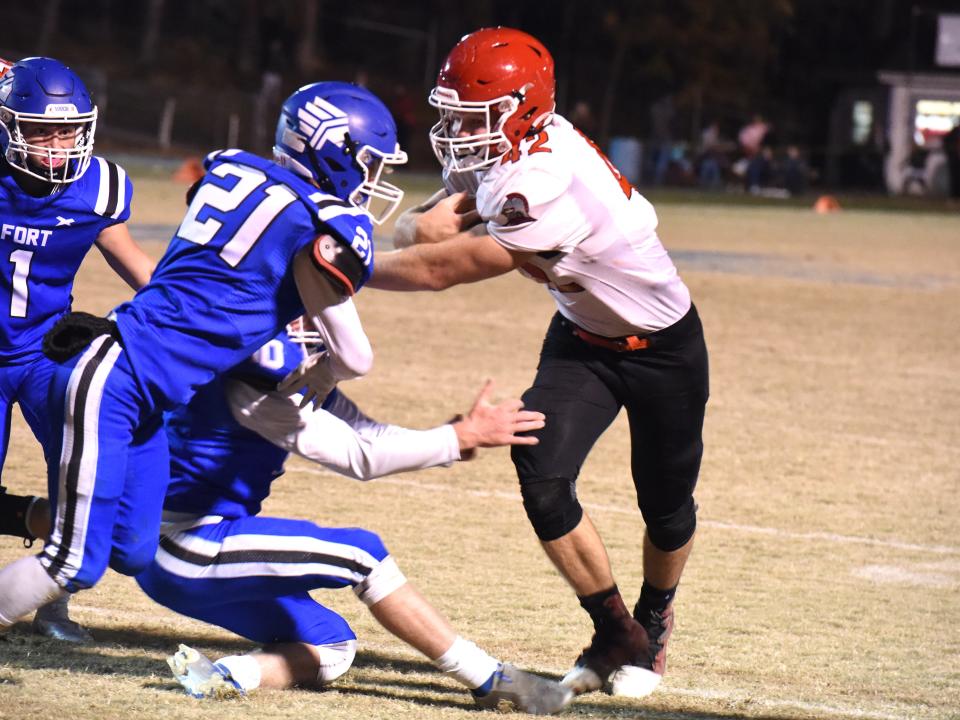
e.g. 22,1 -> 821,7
177,163 -> 296,267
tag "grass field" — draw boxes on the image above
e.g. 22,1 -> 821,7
1,174 -> 958,720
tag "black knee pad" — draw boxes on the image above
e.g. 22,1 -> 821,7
645,497 -> 697,552
520,477 -> 583,542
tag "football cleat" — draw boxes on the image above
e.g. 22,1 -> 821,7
609,601 -> 674,698
560,616 -> 649,695
473,663 -> 573,715
167,644 -> 244,699
32,595 -> 93,644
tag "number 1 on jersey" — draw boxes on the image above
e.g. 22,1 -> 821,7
8,249 -> 33,318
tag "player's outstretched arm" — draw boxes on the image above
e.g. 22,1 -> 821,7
392,188 -> 446,248
228,378 -> 544,481
394,191 -> 483,248
452,379 -> 543,450
368,231 -> 532,292
94,222 -> 156,290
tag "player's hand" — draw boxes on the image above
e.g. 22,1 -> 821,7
452,380 -> 545,455
277,351 -> 336,409
416,192 -> 482,244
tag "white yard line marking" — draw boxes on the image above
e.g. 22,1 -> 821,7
289,466 -> 960,556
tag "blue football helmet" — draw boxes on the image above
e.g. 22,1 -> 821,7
0,57 -> 97,185
273,81 -> 407,225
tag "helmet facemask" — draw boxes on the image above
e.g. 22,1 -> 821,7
428,86 -> 518,173
286,316 -> 325,359
352,142 -> 407,225
0,107 -> 97,185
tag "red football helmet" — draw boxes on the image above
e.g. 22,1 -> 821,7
429,27 -> 555,172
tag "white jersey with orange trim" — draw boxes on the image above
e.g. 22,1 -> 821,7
473,114 -> 691,338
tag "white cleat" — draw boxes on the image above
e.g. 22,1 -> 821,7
609,665 -> 662,698
473,663 -> 574,715
167,644 -> 244,699
559,663 -> 605,695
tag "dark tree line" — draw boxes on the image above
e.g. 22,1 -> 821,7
3,0 -> 956,152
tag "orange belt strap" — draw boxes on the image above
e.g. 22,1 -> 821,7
572,327 -> 649,352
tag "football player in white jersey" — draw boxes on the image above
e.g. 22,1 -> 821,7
368,27 -> 709,700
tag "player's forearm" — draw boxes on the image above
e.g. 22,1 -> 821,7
371,232 -> 519,292
228,383 -> 461,480
392,189 -> 447,249
103,252 -> 154,290
368,245 -> 456,291
325,425 -> 460,480
95,225 -> 156,290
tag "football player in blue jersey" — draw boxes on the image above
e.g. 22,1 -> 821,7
0,79 -> 546,691
0,57 -> 155,642
13,320 -> 567,712
128,322 -> 569,713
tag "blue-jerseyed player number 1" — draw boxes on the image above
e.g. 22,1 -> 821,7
177,163 -> 297,267
8,248 -> 33,318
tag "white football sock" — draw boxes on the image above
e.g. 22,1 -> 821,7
215,654 -> 262,692
433,636 -> 500,690
0,555 -> 66,628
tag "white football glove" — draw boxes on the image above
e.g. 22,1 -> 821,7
277,350 -> 337,409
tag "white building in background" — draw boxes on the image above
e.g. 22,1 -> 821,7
879,71 -> 960,195
877,14 -> 960,195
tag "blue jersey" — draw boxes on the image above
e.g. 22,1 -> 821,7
163,331 -> 334,519
113,150 -> 372,408
0,157 -> 132,361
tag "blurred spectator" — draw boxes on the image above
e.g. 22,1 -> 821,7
902,144 -> 929,195
258,5 -> 287,109
569,101 -> 597,137
943,123 -> 960,201
698,120 -> 724,189
738,114 -> 770,158
746,146 -> 773,192
783,145 -> 809,195
649,94 -> 674,185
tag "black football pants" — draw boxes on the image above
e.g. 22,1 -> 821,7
511,305 -> 709,550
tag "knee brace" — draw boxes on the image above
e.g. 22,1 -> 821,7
645,497 -> 697,552
519,476 -> 583,542
0,491 -> 43,544
314,639 -> 357,685
354,556 -> 407,607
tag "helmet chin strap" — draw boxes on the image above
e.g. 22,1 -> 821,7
7,157 -> 64,197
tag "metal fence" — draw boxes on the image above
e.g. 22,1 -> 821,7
97,79 -> 269,155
